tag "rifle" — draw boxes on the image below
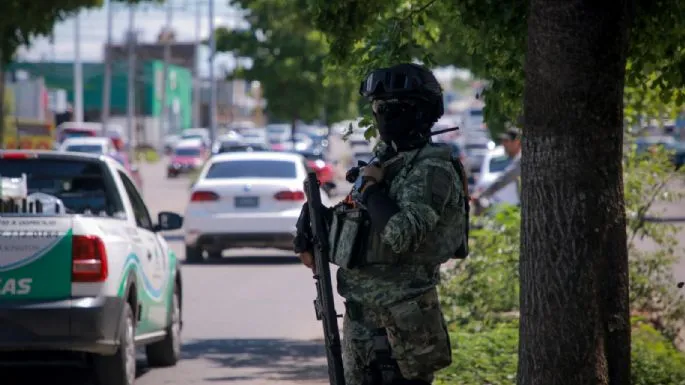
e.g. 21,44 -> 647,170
303,171 -> 346,385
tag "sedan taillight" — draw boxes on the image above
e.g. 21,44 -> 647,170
274,190 -> 305,201
191,191 -> 219,202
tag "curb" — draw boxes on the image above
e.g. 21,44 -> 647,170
644,216 -> 685,223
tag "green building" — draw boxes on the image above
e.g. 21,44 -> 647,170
8,60 -> 192,130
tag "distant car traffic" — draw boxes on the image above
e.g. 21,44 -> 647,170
266,124 -> 291,150
180,128 -> 211,149
215,142 -> 270,154
56,122 -> 126,152
183,151 -> 332,262
167,139 -> 208,178
240,129 -> 268,147
59,137 -> 118,156
163,134 -> 181,155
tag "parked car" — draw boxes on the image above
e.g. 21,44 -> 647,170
59,137 -> 118,156
0,150 -> 184,385
183,151 -> 332,262
473,145 -> 518,206
167,139 -> 208,178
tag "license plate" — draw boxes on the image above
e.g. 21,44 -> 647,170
235,196 -> 259,208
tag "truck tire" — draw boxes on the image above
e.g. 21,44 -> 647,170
93,302 -> 136,385
185,245 -> 204,263
145,285 -> 182,367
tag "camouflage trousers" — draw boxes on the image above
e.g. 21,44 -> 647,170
341,288 -> 452,385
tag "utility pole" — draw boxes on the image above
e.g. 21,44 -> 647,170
208,0 -> 217,142
159,0 -> 173,142
126,5 -> 137,161
193,0 -> 202,128
73,13 -> 84,123
101,0 -> 113,130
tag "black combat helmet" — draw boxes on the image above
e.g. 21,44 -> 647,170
359,63 -> 444,125
360,63 -> 444,148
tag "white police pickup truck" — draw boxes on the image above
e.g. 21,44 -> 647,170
0,150 -> 184,385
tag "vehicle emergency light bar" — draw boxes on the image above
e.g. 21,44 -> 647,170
0,173 -> 62,214
0,199 -> 63,214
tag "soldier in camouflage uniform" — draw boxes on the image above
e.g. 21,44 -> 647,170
295,63 -> 467,385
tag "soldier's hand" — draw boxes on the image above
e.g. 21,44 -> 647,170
361,162 -> 384,183
298,251 -> 316,271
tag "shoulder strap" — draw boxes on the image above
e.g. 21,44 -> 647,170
451,157 -> 470,259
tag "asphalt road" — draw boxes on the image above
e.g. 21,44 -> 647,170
132,158 -> 345,385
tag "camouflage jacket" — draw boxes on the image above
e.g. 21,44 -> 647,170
337,142 -> 466,307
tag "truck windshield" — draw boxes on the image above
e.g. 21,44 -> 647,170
0,158 -> 125,217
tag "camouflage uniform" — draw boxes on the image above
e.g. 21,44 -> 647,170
337,142 -> 466,384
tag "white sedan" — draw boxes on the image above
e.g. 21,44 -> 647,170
183,151 -> 332,262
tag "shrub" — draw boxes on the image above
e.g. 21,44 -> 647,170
439,205 -> 520,327
435,318 -> 685,385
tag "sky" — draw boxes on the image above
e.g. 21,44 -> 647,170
18,0 -> 469,82
18,0 -> 245,77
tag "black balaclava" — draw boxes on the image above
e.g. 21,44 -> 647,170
373,99 -> 430,152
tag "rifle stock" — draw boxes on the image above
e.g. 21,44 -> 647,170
304,171 -> 346,385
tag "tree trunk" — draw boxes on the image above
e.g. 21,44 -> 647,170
518,2 -> 632,385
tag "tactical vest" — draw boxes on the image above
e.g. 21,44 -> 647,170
327,149 -> 470,269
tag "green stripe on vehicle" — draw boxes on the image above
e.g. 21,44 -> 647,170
0,229 -> 73,300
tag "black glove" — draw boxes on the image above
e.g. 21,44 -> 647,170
293,203 -> 313,253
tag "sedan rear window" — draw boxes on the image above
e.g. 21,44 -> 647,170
66,144 -> 103,153
205,160 -> 297,179
0,158 -> 124,216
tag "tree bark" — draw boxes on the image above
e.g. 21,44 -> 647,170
518,2 -> 632,385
